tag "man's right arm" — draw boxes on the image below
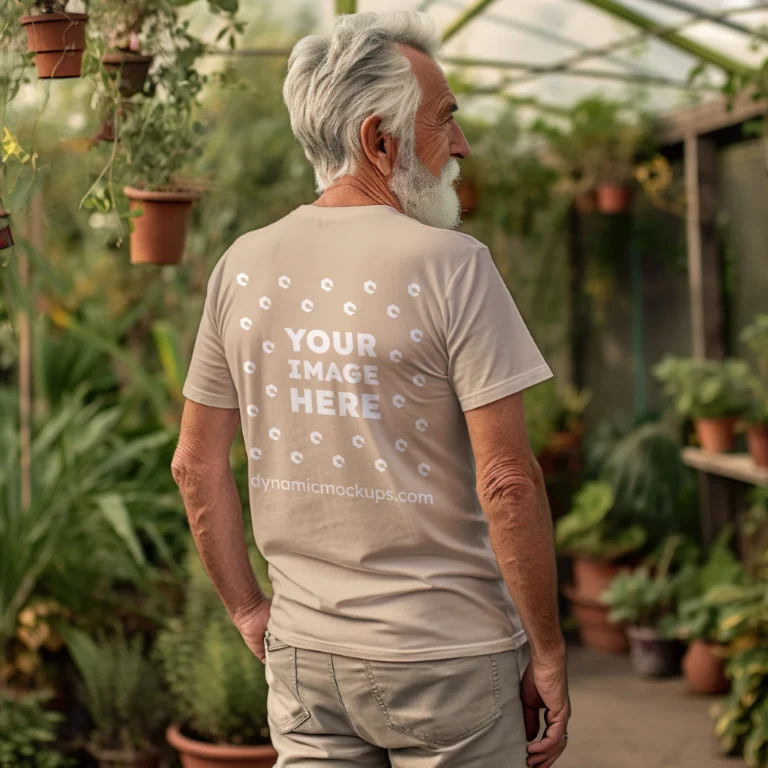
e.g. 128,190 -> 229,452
465,391 -> 570,768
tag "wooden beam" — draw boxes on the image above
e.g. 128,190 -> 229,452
657,89 -> 766,145
442,0 -> 499,42
684,133 -> 726,359
641,0 -> 768,40
335,0 -> 356,14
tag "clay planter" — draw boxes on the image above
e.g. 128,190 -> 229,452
102,52 -> 153,98
20,12 -> 88,79
626,626 -> 684,677
747,424 -> 768,468
682,640 -> 729,696
124,187 -> 201,265
167,724 -> 277,768
574,190 -> 597,214
457,179 -> 477,216
596,183 -> 633,214
695,417 -> 736,454
572,559 -> 624,602
89,746 -> 159,768
565,587 -> 628,654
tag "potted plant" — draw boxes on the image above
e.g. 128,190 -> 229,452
740,314 -> 768,467
655,357 -> 755,453
556,482 -> 646,653
669,532 -> 745,695
20,1 -> 89,79
157,551 -> 275,767
602,537 -> 688,677
0,690 -> 75,768
64,629 -> 170,768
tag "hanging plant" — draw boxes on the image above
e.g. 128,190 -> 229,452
19,1 -> 89,80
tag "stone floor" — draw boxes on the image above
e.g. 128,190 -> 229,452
561,647 -> 736,768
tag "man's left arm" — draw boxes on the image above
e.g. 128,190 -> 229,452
172,399 -> 270,662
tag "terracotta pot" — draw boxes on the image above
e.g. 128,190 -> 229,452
0,220 -> 13,251
20,12 -> 88,79
695,417 -> 736,454
565,587 -> 628,654
571,559 -> 625,602
596,183 -> 633,214
166,724 -> 277,768
89,746 -> 159,768
457,179 -> 477,215
102,52 -> 153,98
682,640 -> 729,696
747,424 -> 768,468
574,190 -> 597,214
124,187 -> 201,265
626,626 -> 684,677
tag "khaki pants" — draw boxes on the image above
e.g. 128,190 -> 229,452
265,631 -> 529,767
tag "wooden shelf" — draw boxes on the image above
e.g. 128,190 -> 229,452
682,448 -> 768,487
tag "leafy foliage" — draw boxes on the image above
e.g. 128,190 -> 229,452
655,357 -> 756,420
555,482 -> 646,561
523,379 -> 591,457
65,629 -> 170,753
0,691 -> 73,768
156,549 -> 269,746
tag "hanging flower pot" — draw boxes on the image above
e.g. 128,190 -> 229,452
167,724 -> 277,768
20,10 -> 88,79
695,417 -> 736,454
0,210 -> 13,251
746,423 -> 768,468
102,52 -> 153,98
596,183 -> 633,215
124,187 -> 200,266
574,189 -> 597,214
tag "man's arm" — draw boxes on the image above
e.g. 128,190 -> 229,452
171,400 -> 270,661
465,392 -> 570,768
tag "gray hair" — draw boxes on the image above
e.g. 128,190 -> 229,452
283,11 -> 442,191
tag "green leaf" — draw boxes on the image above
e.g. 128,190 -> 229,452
95,493 -> 145,565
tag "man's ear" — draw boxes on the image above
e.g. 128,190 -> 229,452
360,115 -> 397,177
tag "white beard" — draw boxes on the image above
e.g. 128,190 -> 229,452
389,142 -> 462,230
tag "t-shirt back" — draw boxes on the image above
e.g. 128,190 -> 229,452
183,204 -> 552,661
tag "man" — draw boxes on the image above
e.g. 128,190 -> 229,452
173,10 -> 570,768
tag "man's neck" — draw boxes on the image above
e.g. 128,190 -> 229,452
314,175 -> 403,212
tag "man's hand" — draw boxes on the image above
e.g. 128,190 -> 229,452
233,599 -> 272,664
522,656 -> 571,768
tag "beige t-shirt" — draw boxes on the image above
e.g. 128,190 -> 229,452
183,204 -> 552,661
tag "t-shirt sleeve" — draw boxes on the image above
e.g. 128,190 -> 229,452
445,247 -> 553,412
182,261 -> 239,409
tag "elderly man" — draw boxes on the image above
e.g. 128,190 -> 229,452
173,10 -> 569,768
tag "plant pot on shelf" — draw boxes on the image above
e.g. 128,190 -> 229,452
681,640 -> 729,696
102,52 -> 153,98
124,187 -> 200,265
746,424 -> 768,468
626,626 -> 684,677
571,559 -> 625,602
695,417 -> 736,454
596,183 -> 633,215
167,724 -> 277,768
20,12 -> 88,79
89,746 -> 159,768
564,587 -> 628,654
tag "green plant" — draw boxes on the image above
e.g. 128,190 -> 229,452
654,356 -> 756,420
0,690 -> 74,768
741,314 -> 768,379
156,549 -> 270,746
65,629 -> 170,754
601,536 -> 687,630
713,645 -> 768,768
523,379 -> 590,457
555,481 -> 646,562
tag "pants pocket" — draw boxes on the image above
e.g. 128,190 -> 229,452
363,654 -> 502,746
265,633 -> 310,735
